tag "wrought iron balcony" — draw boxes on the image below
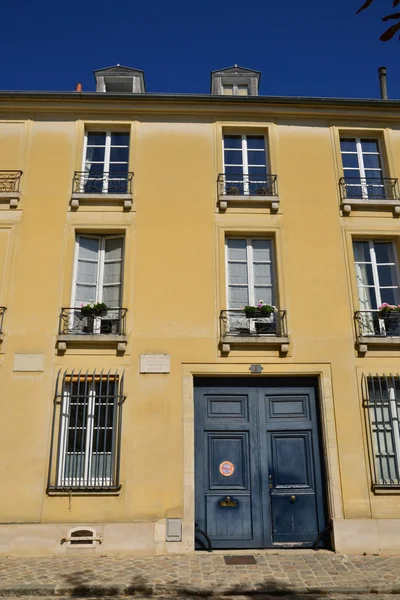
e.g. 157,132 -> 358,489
355,310 -> 400,349
220,309 -> 288,339
59,308 -> 127,336
72,171 -> 133,195
0,170 -> 22,194
0,307 -> 6,335
340,177 -> 399,202
218,174 -> 278,198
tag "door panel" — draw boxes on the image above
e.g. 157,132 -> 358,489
195,380 -> 326,549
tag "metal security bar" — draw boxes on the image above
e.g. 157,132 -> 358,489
218,174 -> 278,197
0,307 -> 5,333
220,309 -> 287,338
362,374 -> 400,488
355,310 -> 400,338
47,370 -> 125,492
0,171 -> 22,193
59,308 -> 127,336
72,171 -> 133,194
340,177 -> 398,201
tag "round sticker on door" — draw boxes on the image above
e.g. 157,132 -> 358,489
219,461 -> 235,477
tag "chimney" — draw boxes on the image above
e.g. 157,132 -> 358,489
378,66 -> 388,100
75,83 -> 82,92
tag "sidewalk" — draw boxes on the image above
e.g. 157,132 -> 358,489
1,551 -> 400,597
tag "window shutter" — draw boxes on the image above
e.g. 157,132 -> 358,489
102,237 -> 124,307
74,237 -> 100,306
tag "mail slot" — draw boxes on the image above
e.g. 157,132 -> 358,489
218,496 -> 238,507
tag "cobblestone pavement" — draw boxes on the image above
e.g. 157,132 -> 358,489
1,552 -> 400,596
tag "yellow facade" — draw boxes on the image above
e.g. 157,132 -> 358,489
1,72 -> 400,555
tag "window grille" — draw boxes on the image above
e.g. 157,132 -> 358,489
47,370 -> 125,492
363,374 -> 400,487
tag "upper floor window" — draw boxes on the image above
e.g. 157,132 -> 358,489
223,134 -> 268,195
83,132 -> 130,193
226,238 -> 275,309
73,235 -> 124,310
353,240 -> 400,311
340,137 -> 386,200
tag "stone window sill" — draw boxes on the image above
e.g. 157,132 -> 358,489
218,194 -> 279,211
221,335 -> 289,354
0,191 -> 21,208
70,193 -> 133,209
342,199 -> 400,216
57,334 -> 127,353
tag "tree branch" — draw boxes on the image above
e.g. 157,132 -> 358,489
380,21 -> 400,40
356,0 -> 375,14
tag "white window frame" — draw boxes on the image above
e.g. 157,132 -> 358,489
57,382 -> 116,488
341,136 -> 384,199
225,237 -> 275,308
71,234 -> 124,309
222,134 -> 268,195
353,240 -> 400,310
82,131 -> 130,193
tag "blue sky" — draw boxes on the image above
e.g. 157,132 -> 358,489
2,0 -> 399,98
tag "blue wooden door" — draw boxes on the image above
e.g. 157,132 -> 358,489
195,379 -> 326,549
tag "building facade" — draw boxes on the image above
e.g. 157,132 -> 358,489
1,65 -> 400,555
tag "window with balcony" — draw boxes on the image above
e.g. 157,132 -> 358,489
71,132 -> 133,208
363,374 -> 400,488
47,370 -> 125,493
218,134 -> 278,210
220,238 -> 288,351
339,137 -> 399,214
354,240 -> 400,344
58,235 -> 127,350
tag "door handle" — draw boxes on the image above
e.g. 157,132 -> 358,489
290,495 -> 296,502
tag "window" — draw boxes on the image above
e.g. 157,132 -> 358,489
340,137 -> 385,199
354,240 -> 400,337
223,134 -> 268,195
71,235 -> 124,334
353,241 -> 400,311
83,132 -> 130,193
222,84 -> 248,96
364,375 -> 400,486
51,371 -> 125,490
226,238 -> 275,308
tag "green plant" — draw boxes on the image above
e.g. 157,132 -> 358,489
243,301 -> 276,317
378,303 -> 400,316
80,302 -> 108,315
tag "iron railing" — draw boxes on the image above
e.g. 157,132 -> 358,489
0,307 -> 6,333
0,170 -> 22,193
72,171 -> 133,194
218,174 -> 278,197
220,309 -> 287,338
362,374 -> 400,487
59,308 -> 127,336
340,177 -> 399,201
355,310 -> 400,338
47,369 -> 125,492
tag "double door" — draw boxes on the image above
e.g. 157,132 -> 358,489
194,378 -> 326,549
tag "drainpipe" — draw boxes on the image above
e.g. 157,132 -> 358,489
378,66 -> 388,100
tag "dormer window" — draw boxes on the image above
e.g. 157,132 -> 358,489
94,65 -> 146,94
211,65 -> 260,96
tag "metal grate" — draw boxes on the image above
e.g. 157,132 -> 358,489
59,308 -> 127,336
220,309 -> 287,338
218,173 -> 278,197
340,177 -> 399,201
72,171 -> 133,194
0,171 -> 22,193
47,369 -> 125,492
355,310 -> 400,338
362,374 -> 400,488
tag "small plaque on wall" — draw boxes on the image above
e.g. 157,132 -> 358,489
140,354 -> 170,374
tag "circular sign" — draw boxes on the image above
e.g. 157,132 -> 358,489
219,461 -> 235,477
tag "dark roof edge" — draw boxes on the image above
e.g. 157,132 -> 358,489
0,90 -> 399,108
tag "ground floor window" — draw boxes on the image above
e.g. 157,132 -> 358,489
363,374 -> 400,487
47,370 -> 125,492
